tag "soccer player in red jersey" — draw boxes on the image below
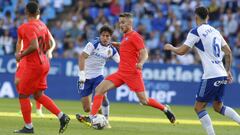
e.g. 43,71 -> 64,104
14,2 -> 70,134
15,0 -> 55,118
80,12 -> 176,126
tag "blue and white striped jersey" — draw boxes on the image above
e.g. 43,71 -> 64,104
83,38 -> 120,79
184,24 -> 228,79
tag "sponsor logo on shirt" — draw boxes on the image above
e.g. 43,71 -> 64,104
214,80 -> 227,87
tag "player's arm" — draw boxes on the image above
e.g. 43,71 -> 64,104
136,48 -> 148,69
79,52 -> 89,72
77,51 -> 89,90
46,31 -> 56,59
111,42 -> 120,48
221,38 -> 233,83
16,38 -> 38,62
164,30 -> 197,55
16,37 -> 23,54
164,44 -> 191,55
15,37 -> 23,64
78,42 -> 94,85
111,52 -> 120,63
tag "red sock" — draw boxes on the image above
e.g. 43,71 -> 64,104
36,101 -> 42,110
36,94 -> 61,116
19,98 -> 32,124
90,95 -> 104,116
147,98 -> 165,111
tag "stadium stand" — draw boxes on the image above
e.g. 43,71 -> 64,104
0,0 -> 239,66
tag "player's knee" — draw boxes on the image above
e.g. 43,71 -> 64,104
83,106 -> 91,112
33,91 -> 43,100
194,106 -> 202,113
19,94 -> 28,99
213,105 -> 222,113
102,97 -> 109,107
95,85 -> 105,95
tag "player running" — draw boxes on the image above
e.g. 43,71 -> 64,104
78,12 -> 176,127
76,25 -> 120,128
14,2 -> 70,134
164,6 -> 240,135
15,0 -> 55,118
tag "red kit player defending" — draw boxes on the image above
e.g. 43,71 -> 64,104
79,12 -> 176,126
14,2 -> 70,134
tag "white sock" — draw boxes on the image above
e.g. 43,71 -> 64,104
102,105 -> 109,120
57,112 -> 63,119
198,110 -> 215,135
25,123 -> 33,129
220,106 -> 240,124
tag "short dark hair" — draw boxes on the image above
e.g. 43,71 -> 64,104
29,0 -> 39,4
99,25 -> 113,35
195,7 -> 208,20
119,12 -> 133,19
26,2 -> 39,15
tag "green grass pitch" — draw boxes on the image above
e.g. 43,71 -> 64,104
0,98 -> 239,135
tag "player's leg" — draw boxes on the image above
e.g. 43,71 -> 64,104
14,94 -> 34,134
90,72 -> 124,117
33,90 -> 70,133
125,73 -> 176,123
35,100 -> 44,117
212,83 -> 240,125
102,95 -> 111,128
90,80 -> 116,117
14,75 -> 34,133
79,79 -> 93,113
81,96 -> 91,112
213,101 -> 240,124
195,78 -> 218,135
194,101 -> 215,135
135,91 -> 176,123
92,75 -> 111,121
102,95 -> 110,120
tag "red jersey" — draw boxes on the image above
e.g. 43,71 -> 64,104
18,19 -> 51,66
119,31 -> 145,73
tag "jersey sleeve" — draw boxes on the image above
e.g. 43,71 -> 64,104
184,30 -> 200,48
111,47 -> 120,63
83,42 -> 95,55
132,35 -> 145,50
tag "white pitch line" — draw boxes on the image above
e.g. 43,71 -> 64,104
0,112 -> 238,126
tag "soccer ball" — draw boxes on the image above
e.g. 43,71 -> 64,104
91,114 -> 107,130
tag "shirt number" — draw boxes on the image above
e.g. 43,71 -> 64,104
212,37 -> 220,57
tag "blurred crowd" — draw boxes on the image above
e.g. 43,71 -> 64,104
0,0 -> 240,67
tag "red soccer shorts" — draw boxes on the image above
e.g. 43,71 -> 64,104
106,71 -> 145,92
15,62 -> 49,95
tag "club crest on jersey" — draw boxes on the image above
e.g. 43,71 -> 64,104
125,37 -> 128,41
108,50 -> 111,56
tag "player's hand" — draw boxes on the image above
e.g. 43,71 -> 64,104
77,81 -> 85,93
78,71 -> 86,90
227,71 -> 233,84
15,53 -> 22,62
111,42 -> 120,47
164,44 -> 173,51
136,62 -> 143,70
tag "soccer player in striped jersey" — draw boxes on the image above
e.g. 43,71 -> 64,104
164,7 -> 240,135
76,25 -> 120,128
